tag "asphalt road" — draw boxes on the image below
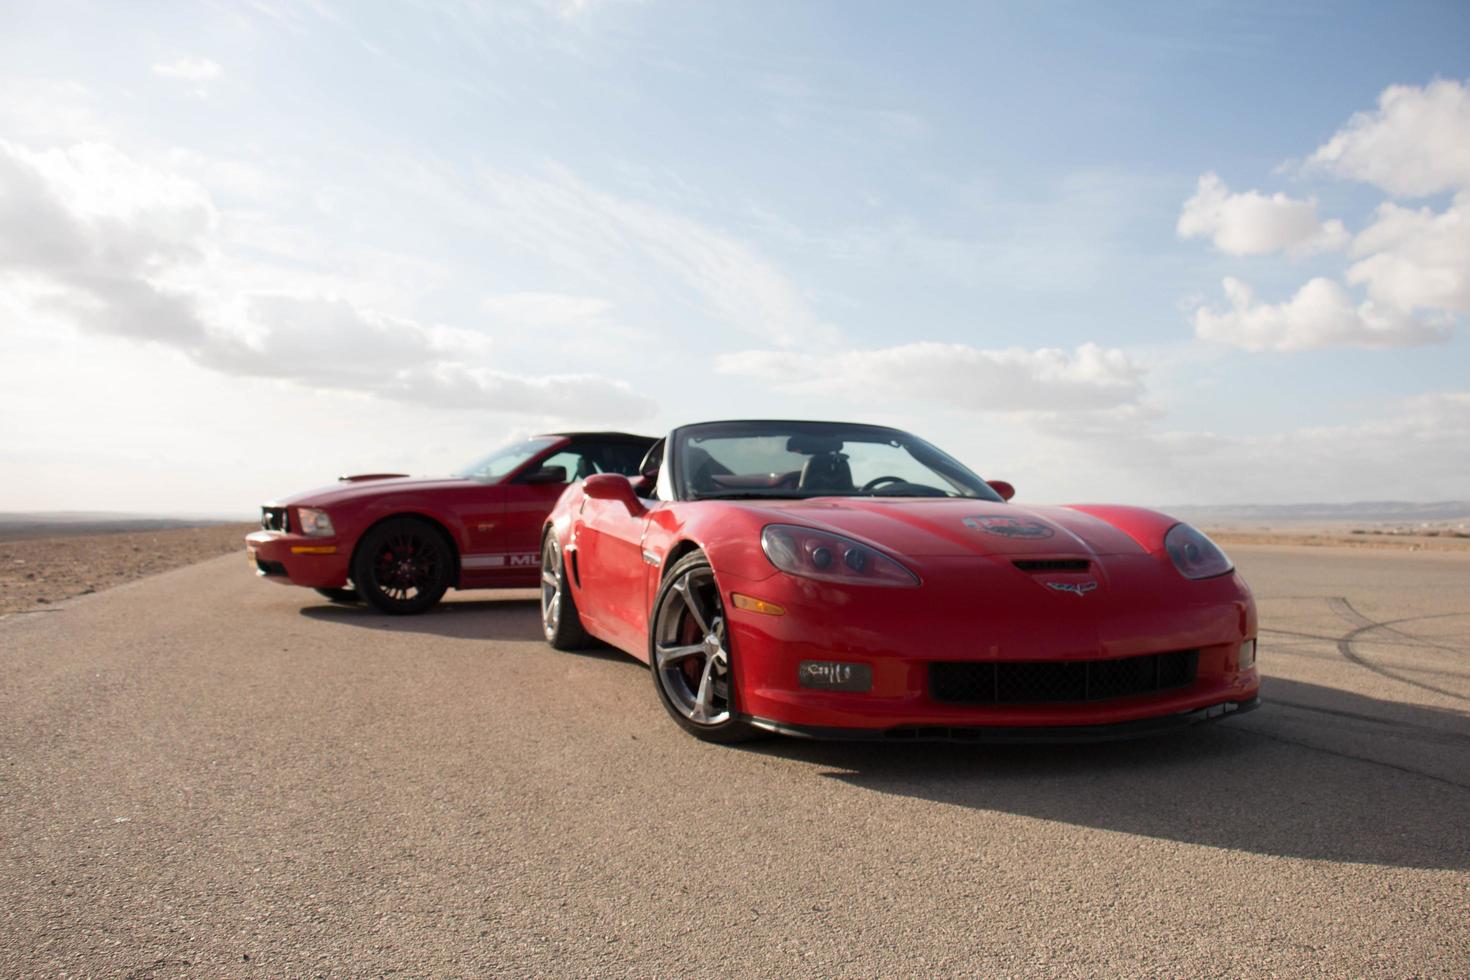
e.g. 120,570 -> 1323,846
3,545 -> 1467,976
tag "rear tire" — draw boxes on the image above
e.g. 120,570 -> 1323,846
648,551 -> 759,743
352,517 -> 452,615
314,587 -> 359,604
541,533 -> 590,650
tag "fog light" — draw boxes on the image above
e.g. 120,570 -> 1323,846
1239,639 -> 1256,669
798,660 -> 872,692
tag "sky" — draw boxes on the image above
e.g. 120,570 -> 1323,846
0,0 -> 1467,516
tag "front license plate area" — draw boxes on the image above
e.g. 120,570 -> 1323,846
246,545 -> 257,567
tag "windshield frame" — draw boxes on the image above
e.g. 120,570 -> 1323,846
667,420 -> 1004,503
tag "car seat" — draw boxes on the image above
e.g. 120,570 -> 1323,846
799,452 -> 853,492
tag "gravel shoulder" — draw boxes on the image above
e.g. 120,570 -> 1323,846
0,523 -> 256,615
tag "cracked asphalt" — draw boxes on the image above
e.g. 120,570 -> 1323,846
2,545 -> 1467,976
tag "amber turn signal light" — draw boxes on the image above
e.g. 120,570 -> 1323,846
731,593 -> 785,616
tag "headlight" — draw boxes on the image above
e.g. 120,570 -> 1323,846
1164,523 -> 1232,579
296,507 -> 335,537
761,524 -> 919,588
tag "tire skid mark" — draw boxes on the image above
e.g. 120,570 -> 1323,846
1231,724 -> 1470,793
1263,626 -> 1470,669
1328,597 -> 1469,702
1269,698 -> 1470,747
1329,597 -> 1470,657
1260,626 -> 1470,679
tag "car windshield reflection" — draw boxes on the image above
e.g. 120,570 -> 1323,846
674,421 -> 1004,502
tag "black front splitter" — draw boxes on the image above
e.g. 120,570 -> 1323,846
746,697 -> 1260,744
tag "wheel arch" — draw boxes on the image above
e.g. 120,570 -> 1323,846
660,539 -> 706,580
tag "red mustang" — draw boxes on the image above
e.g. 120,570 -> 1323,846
540,420 -> 1259,743
246,431 -> 655,614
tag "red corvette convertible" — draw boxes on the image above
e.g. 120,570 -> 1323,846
540,420 -> 1259,743
245,431 -> 654,614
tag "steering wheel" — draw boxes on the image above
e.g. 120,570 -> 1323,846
860,475 -> 907,493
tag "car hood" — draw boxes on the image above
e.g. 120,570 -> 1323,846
741,498 -> 1151,558
271,475 -> 483,508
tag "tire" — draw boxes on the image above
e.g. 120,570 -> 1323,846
351,517 -> 453,615
313,586 -> 360,604
648,551 -> 759,743
540,533 -> 590,650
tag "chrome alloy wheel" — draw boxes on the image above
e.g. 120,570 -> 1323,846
540,537 -> 563,640
652,566 -> 731,725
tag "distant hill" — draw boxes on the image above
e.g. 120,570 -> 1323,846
0,512 -> 252,542
1165,501 -> 1470,525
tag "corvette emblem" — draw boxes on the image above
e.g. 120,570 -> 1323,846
963,515 -> 1055,539
1046,581 -> 1098,596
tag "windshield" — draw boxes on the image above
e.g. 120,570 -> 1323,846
456,437 -> 558,482
673,422 -> 1003,502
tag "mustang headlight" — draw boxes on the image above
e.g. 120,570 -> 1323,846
296,507 -> 336,537
761,524 -> 919,587
1164,523 -> 1232,579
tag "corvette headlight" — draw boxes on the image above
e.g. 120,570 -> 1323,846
296,507 -> 335,537
1164,523 -> 1232,579
761,524 -> 919,588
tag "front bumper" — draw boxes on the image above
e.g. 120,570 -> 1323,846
747,696 -> 1260,743
245,530 -> 351,589
716,556 -> 1261,735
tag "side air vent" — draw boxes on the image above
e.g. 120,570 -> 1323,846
1013,559 -> 1091,572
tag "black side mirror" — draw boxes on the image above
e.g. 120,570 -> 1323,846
522,465 -> 568,485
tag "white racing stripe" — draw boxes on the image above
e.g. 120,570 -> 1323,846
461,553 -> 540,570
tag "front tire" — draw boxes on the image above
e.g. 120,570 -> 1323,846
540,533 -> 590,650
352,517 -> 452,615
649,551 -> 758,743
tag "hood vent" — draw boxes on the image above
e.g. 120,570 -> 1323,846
1013,559 -> 1091,573
338,472 -> 409,482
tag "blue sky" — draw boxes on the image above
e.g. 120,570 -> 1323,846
1,0 -> 1467,513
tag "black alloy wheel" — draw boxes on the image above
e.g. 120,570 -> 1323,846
351,517 -> 453,615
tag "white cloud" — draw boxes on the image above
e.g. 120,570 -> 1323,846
1309,78 -> 1470,197
1185,80 -> 1470,352
1192,276 -> 1446,351
481,291 -> 613,326
717,341 -> 1144,412
0,138 -> 653,421
1053,390 -> 1470,505
151,57 -> 223,83
475,163 -> 838,347
1347,192 -> 1470,314
1177,172 -> 1347,256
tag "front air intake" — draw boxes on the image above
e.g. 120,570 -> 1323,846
929,650 -> 1199,704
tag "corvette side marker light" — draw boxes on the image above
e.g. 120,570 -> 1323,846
1239,639 -> 1256,669
798,661 -> 873,692
290,545 -> 338,555
731,593 -> 786,616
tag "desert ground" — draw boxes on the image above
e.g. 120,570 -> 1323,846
1,530 -> 1466,975
0,523 -> 255,615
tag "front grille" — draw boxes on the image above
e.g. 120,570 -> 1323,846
930,650 -> 1199,704
1013,559 -> 1091,572
261,507 -> 289,532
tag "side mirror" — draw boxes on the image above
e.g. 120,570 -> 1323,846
583,473 -> 645,515
522,465 -> 568,485
988,480 -> 1015,502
